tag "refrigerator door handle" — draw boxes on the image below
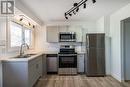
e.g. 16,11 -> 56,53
87,35 -> 89,48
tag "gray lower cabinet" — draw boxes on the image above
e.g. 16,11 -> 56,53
3,55 -> 43,87
77,54 -> 85,73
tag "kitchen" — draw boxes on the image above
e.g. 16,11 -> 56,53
0,0 -> 130,87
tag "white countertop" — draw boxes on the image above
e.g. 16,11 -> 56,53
0,52 -> 43,62
77,52 -> 86,54
0,51 -> 86,62
42,51 -> 58,54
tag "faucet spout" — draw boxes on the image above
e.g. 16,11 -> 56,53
20,43 -> 29,56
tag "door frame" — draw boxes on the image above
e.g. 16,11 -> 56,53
121,17 -> 130,81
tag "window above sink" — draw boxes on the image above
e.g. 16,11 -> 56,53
8,21 -> 35,51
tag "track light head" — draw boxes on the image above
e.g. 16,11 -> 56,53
33,25 -> 35,28
19,18 -> 23,21
69,13 -> 72,16
76,8 -> 79,12
73,11 -> 76,15
65,13 -> 68,19
28,22 -> 31,26
74,3 -> 78,7
83,3 -> 86,8
92,0 -> 96,3
65,16 -> 68,19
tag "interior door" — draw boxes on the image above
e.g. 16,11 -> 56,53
124,20 -> 130,80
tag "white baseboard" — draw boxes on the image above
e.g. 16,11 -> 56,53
111,73 -> 121,82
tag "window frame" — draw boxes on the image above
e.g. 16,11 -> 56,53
8,21 -> 35,51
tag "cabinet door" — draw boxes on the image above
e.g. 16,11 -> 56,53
36,56 -> 43,78
42,54 -> 47,76
29,56 -> 42,87
69,26 -> 82,42
59,26 -> 68,32
29,64 -> 36,87
47,26 -> 59,42
77,54 -> 85,73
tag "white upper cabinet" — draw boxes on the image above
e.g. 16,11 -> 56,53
47,26 -> 59,42
68,26 -> 82,42
58,26 -> 68,32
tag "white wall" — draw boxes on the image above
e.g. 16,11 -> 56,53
0,17 -> 7,56
96,17 -> 105,33
96,16 -> 111,75
110,3 -> 130,81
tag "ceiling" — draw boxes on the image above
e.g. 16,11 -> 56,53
17,0 -> 130,23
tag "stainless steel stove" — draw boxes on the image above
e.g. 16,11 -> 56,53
58,45 -> 77,75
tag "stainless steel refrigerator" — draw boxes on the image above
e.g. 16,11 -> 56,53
85,33 -> 105,76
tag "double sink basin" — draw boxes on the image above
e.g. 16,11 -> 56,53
13,54 -> 37,59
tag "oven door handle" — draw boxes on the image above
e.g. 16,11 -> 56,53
58,54 -> 77,56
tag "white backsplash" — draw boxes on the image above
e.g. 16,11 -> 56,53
43,43 -> 60,52
43,42 -> 86,53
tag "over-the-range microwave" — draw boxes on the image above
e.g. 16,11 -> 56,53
59,32 -> 76,42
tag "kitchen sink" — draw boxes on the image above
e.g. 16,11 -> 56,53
27,53 -> 37,56
12,54 -> 37,58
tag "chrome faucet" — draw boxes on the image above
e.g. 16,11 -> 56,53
20,43 -> 29,56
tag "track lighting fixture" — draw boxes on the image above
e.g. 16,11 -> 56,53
19,15 -> 35,29
64,0 -> 96,19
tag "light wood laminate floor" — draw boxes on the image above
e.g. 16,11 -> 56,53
35,75 -> 130,87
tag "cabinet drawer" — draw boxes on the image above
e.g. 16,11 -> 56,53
29,56 -> 42,66
77,54 -> 85,73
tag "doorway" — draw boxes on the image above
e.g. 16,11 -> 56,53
121,17 -> 130,81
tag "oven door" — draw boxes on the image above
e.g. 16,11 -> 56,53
59,54 -> 77,68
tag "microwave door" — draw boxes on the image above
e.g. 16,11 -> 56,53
59,33 -> 76,42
